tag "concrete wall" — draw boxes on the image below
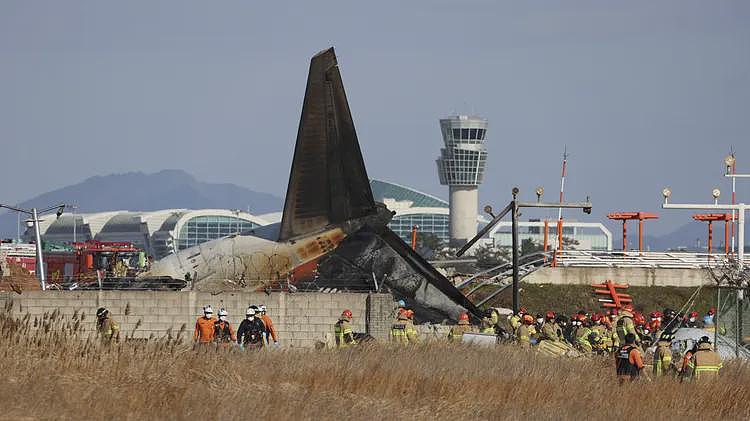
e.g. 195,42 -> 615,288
525,266 -> 712,287
449,186 -> 478,244
0,291 -> 395,348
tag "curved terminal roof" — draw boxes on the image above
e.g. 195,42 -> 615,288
370,179 -> 448,209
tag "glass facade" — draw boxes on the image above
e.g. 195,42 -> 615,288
437,115 -> 488,187
177,216 -> 260,250
389,213 -> 450,244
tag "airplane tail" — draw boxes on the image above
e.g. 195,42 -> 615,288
278,47 -> 376,242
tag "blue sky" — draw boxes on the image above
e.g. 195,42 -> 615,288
1,1 -> 749,235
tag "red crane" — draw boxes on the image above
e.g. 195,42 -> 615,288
692,213 -> 734,255
607,212 -> 659,253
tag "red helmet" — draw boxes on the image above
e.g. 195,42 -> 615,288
546,311 -> 555,320
633,313 -> 646,326
519,306 -> 527,315
591,313 -> 601,322
611,308 -> 619,316
689,311 -> 698,318
341,309 -> 353,319
459,312 -> 469,322
649,311 -> 659,319
622,304 -> 633,312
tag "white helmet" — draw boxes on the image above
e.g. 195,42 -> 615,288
203,305 -> 213,315
259,305 -> 267,314
218,308 -> 228,317
246,307 -> 256,317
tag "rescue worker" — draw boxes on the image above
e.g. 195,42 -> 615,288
334,309 -> 357,348
590,313 -> 610,353
193,305 -> 215,344
679,343 -> 698,380
448,312 -> 474,342
213,308 -> 236,347
704,308 -> 716,327
573,315 -> 593,353
555,315 -> 573,344
237,307 -> 267,350
539,311 -> 561,342
687,336 -> 723,380
517,314 -> 535,347
480,309 -> 496,334
615,333 -> 644,383
685,311 -> 703,328
258,304 -> 279,346
96,307 -> 120,344
391,309 -> 419,344
652,333 -> 673,377
616,305 -> 640,345
509,307 -> 527,334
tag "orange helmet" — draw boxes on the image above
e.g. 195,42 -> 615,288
523,314 -> 534,324
341,309 -> 353,319
622,304 -> 633,312
633,312 -> 646,326
405,309 -> 415,319
459,312 -> 469,322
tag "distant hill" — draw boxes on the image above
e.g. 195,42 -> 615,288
0,170 -> 283,238
644,221 -> 740,252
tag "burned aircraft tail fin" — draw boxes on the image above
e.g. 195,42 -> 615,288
279,47 -> 376,242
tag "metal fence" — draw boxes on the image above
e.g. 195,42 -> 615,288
556,249 -> 750,269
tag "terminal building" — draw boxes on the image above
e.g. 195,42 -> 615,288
370,179 -> 489,245
487,220 -> 613,251
24,209 -> 270,259
436,115 -> 488,245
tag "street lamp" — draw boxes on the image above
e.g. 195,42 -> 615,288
457,187 -> 593,313
0,203 -> 66,290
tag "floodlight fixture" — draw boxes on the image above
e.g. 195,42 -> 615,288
535,186 -> 545,201
725,154 -> 736,174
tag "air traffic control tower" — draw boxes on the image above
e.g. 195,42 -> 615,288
436,115 -> 488,246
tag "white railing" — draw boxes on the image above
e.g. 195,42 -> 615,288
555,249 -> 749,269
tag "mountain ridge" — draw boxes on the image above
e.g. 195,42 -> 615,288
0,169 -> 283,238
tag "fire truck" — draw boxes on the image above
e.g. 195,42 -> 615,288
44,240 -> 146,284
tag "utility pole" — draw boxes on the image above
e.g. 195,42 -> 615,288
0,203 -> 67,290
457,187 -> 592,313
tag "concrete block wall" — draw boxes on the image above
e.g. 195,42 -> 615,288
525,266 -> 712,287
0,291 -> 396,348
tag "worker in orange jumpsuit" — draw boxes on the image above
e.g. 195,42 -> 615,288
194,305 -> 216,344
259,304 -> 279,346
615,333 -> 644,383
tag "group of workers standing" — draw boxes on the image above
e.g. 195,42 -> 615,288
332,300 -> 421,348
192,304 -> 279,349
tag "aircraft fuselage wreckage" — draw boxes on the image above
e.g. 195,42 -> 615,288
142,47 -> 480,321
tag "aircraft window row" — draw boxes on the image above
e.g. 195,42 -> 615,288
451,128 -> 486,141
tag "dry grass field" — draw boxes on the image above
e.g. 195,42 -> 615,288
1,307 -> 749,420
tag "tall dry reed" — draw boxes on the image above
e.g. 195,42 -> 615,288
0,304 -> 748,420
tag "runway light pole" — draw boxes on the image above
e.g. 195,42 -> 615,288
660,188 -> 747,349
457,187 -> 592,313
0,203 -> 67,290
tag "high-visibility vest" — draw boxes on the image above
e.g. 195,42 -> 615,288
334,320 -> 356,348
653,342 -> 672,376
688,347 -> 722,379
